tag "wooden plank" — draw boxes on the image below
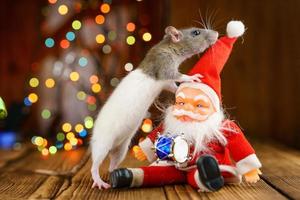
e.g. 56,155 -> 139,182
0,146 -> 88,200
56,154 -> 167,200
0,145 -> 29,169
254,142 -> 300,199
0,171 -> 48,199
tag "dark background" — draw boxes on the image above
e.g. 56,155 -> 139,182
1,0 -> 299,148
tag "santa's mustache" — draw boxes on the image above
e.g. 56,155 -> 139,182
172,109 -> 205,120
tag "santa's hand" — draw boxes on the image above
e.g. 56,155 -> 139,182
243,169 -> 262,183
132,145 -> 147,161
178,74 -> 203,83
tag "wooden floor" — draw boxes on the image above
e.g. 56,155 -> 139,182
0,140 -> 299,200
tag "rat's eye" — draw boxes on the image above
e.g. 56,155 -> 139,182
191,30 -> 201,37
177,102 -> 185,106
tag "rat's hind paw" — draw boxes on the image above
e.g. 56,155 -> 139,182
92,180 -> 111,190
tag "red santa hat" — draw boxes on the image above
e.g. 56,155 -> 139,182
177,21 -> 245,111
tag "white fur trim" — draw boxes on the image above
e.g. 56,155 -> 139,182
177,82 -> 220,111
129,168 -> 144,187
194,170 -> 211,192
236,154 -> 262,175
219,165 -> 242,184
139,138 -> 156,162
226,21 -> 245,38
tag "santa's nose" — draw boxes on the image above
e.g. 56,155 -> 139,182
183,103 -> 194,111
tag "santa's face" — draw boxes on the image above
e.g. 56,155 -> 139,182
173,87 -> 215,122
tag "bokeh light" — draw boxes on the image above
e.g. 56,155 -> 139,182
64,142 -> 72,151
95,15 -> 105,25
66,132 -> 75,140
34,136 -> 44,146
110,77 -> 120,87
78,57 -> 88,67
100,3 -> 110,13
124,63 -> 133,71
66,31 -> 76,41
142,32 -> 152,42
75,124 -> 84,133
91,83 -> 101,93
89,75 -> 99,84
58,4 -> 68,15
76,91 -> 86,101
84,116 -> 94,129
142,123 -> 153,133
49,146 -> 57,154
102,44 -> 111,54
62,123 -> 72,132
88,104 -> 97,111
41,109 -> 51,119
96,34 -> 105,44
108,31 -> 117,41
126,36 -> 135,45
45,38 -> 55,48
79,129 -> 88,137
42,148 -> 49,156
24,97 -> 32,106
60,39 -> 70,49
28,93 -> 38,103
126,22 -> 136,32
86,96 -> 96,105
70,71 -> 80,81
45,78 -> 55,88
70,137 -> 78,146
56,132 -> 65,141
72,20 -> 82,30
48,0 -> 57,4
29,77 -> 39,88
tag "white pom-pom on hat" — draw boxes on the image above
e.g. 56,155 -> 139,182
226,21 -> 245,38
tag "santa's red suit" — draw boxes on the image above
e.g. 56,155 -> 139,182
138,120 -> 262,189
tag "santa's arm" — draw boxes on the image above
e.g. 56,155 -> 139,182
223,120 -> 262,175
138,123 -> 164,162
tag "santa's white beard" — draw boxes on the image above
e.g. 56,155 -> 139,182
163,106 -> 227,154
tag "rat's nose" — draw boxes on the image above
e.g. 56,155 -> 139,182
206,30 -> 219,44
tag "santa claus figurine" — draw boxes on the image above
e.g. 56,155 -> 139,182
110,21 -> 262,192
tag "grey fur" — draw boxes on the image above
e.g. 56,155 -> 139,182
139,27 -> 218,81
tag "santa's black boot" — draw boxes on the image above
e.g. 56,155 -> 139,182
197,155 -> 224,191
110,168 -> 133,188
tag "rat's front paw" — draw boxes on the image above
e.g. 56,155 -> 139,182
178,74 -> 203,83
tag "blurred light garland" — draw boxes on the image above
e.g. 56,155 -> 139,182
28,0 -> 154,156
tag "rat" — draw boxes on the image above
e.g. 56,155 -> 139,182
90,26 -> 219,189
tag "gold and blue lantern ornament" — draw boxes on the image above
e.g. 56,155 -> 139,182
0,97 -> 7,119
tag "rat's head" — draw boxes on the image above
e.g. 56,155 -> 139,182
164,26 -> 218,58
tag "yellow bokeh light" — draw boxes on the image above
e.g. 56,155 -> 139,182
45,78 -> 55,88
70,137 -> 78,146
95,15 -> 105,25
70,71 -> 80,81
62,123 -> 72,132
142,32 -> 152,42
28,93 -> 38,103
66,132 -> 75,140
58,4 -> 68,15
91,83 -> 101,93
75,124 -> 84,133
64,142 -> 72,151
49,146 -> 57,154
142,123 -> 153,133
34,136 -> 44,146
96,34 -> 105,44
100,3 -> 110,13
126,36 -> 135,45
72,20 -> 81,30
29,77 -> 39,88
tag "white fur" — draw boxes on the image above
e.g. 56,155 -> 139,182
164,106 -> 227,154
226,21 -> 245,38
91,69 -> 166,188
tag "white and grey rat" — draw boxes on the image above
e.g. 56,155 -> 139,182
90,26 -> 218,189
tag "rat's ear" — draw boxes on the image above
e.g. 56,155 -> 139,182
165,26 -> 183,43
